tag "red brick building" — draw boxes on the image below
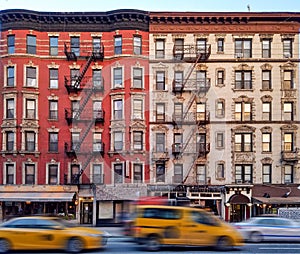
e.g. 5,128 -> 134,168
0,9 -> 149,225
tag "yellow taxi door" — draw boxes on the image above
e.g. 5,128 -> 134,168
182,210 -> 220,246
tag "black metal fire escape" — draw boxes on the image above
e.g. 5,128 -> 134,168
64,42 -> 104,184
172,43 -> 211,184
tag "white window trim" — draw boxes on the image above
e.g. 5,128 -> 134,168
3,162 -> 16,184
45,162 -> 60,185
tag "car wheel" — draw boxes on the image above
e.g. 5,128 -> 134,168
66,237 -> 84,253
215,236 -> 233,251
250,231 -> 263,243
0,239 -> 10,253
145,235 -> 161,251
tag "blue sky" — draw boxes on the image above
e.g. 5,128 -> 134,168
1,0 -> 300,12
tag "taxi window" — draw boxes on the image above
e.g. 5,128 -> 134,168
190,211 -> 219,226
142,208 -> 181,219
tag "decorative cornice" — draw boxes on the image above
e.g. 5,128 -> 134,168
0,9 -> 149,32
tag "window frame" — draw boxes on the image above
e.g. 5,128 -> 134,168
235,133 -> 253,152
25,164 -> 35,184
262,39 -> 271,58
262,133 -> 272,152
27,35 -> 36,54
114,36 -> 122,55
7,35 -> 15,54
48,164 -> 58,185
235,70 -> 252,89
7,66 -> 15,87
26,66 -> 37,87
217,38 -> 224,52
49,100 -> 58,120
49,68 -> 58,89
133,131 -> 143,151
262,164 -> 272,184
49,36 -> 58,56
235,164 -> 253,183
48,132 -> 58,152
156,103 -> 165,122
25,131 -> 36,152
235,39 -> 252,58
133,67 -> 143,88
133,36 -> 142,55
113,67 -> 123,88
155,39 -> 165,59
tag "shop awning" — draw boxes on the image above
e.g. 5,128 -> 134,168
253,196 -> 300,205
0,192 -> 75,202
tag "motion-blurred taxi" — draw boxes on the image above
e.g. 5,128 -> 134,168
133,205 -> 244,251
0,216 -> 109,253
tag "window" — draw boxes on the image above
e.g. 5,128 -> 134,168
174,38 -> 184,59
93,133 -> 102,152
113,99 -> 123,120
6,131 -> 14,151
70,69 -> 80,87
235,133 -> 252,152
283,133 -> 293,151
6,164 -> 14,184
113,132 -> 123,151
156,163 -> 165,182
174,164 -> 183,183
156,103 -> 165,122
114,163 -> 123,183
93,101 -> 103,119
49,36 -> 58,56
26,99 -> 36,119
196,39 -> 207,54
49,100 -> 58,120
216,163 -> 225,179
283,70 -> 293,89
6,98 -> 14,119
114,36 -> 122,55
262,39 -> 271,58
235,164 -> 252,183
174,103 -> 183,121
49,69 -> 58,89
217,38 -> 224,52
156,71 -> 165,90
262,133 -> 271,152
93,69 -> 102,88
133,131 -> 143,150
262,164 -> 271,184
133,36 -> 142,55
216,100 -> 225,118
25,131 -> 35,152
262,70 -> 271,90
49,133 -> 58,152
216,132 -> 224,149
26,67 -> 37,87
217,70 -> 224,85
48,164 -> 58,185
71,164 -> 80,184
283,39 -> 292,58
93,164 -> 103,184
196,70 -> 208,91
196,103 -> 206,121
25,164 -> 35,184
173,133 -> 183,152
283,102 -> 293,121
196,134 -> 206,154
113,67 -> 123,88
27,35 -> 36,54
174,71 -> 183,90
70,37 -> 80,56
235,39 -> 252,58
262,102 -> 271,121
92,37 -> 102,53
133,164 -> 143,183
71,133 -> 80,150
235,70 -> 252,89
196,164 -> 206,184
71,100 -> 80,119
7,66 -> 15,87
284,165 -> 293,183
7,35 -> 15,54
155,39 -> 165,58
156,133 -> 165,152
133,68 -> 143,88
235,102 -> 251,121
133,99 -> 143,119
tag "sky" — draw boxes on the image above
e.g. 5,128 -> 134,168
1,0 -> 300,13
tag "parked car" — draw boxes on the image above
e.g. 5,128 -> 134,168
0,216 -> 110,253
132,204 -> 244,251
234,216 -> 300,243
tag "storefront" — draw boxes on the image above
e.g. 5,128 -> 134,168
0,185 -> 78,221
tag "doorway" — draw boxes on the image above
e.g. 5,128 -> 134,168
82,202 -> 93,224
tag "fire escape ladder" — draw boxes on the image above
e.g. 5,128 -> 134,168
182,93 -> 196,121
182,158 -> 198,184
181,125 -> 198,154
73,86 -> 95,120
73,54 -> 94,89
73,120 -> 95,153
79,153 -> 95,176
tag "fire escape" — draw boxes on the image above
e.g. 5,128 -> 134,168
64,42 -> 105,184
172,43 -> 211,184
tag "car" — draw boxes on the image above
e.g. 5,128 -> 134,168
233,216 -> 300,243
0,216 -> 110,253
132,204 -> 244,251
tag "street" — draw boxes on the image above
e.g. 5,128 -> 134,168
7,238 -> 300,254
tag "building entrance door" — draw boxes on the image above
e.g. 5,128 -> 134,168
82,202 -> 93,224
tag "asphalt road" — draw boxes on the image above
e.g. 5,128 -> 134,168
8,239 -> 300,253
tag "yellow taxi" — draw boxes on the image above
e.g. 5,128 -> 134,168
0,216 -> 109,253
132,205 -> 244,251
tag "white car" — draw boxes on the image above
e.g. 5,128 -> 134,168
234,216 -> 300,243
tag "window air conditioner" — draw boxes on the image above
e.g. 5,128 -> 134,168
236,53 -> 243,58
284,53 -> 291,58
